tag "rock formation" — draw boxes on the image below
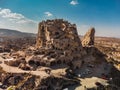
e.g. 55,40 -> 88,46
36,19 -> 82,49
34,19 -> 86,68
1,19 -> 120,90
82,27 -> 95,46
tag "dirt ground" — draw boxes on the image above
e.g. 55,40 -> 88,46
0,53 -> 112,90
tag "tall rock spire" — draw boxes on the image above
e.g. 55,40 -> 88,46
82,27 -> 95,46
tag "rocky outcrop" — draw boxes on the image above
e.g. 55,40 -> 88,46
0,70 -> 79,90
82,27 -> 95,46
36,19 -> 81,49
4,58 -> 26,67
34,19 -> 86,68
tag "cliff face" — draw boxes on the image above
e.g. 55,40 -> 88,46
35,19 -> 86,68
36,19 -> 81,49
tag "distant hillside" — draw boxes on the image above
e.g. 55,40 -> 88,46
0,28 -> 36,38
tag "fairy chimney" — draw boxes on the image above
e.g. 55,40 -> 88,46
82,27 -> 95,46
35,19 -> 86,68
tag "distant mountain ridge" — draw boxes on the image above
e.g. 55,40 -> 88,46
0,28 -> 36,38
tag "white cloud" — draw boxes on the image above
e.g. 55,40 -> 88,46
0,9 -> 24,19
0,8 -> 37,33
0,8 -> 36,24
44,12 -> 53,17
70,0 -> 79,5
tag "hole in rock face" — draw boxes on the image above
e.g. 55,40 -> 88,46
23,67 -> 30,71
55,32 -> 59,35
40,62 -> 46,66
29,60 -> 35,66
50,54 -> 56,58
36,61 -> 40,66
57,60 -> 62,64
51,61 -> 56,66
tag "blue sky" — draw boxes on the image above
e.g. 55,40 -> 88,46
0,0 -> 120,37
